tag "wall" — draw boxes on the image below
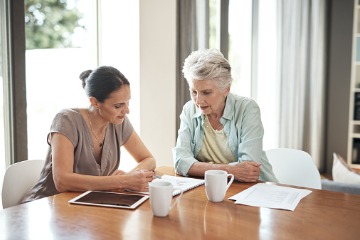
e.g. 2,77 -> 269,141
139,0 -> 176,167
326,0 -> 353,173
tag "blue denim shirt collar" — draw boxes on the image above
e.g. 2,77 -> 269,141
222,93 -> 235,120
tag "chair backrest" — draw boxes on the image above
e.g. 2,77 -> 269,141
266,148 -> 321,189
2,159 -> 45,208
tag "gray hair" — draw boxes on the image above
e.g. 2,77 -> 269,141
182,48 -> 232,90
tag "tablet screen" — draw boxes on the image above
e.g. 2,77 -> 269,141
68,191 -> 149,209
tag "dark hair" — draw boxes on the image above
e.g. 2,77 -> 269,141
79,66 -> 130,102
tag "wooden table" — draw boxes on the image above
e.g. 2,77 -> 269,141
1,167 -> 360,240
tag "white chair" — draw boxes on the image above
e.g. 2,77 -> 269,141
2,159 -> 45,208
266,148 -> 322,189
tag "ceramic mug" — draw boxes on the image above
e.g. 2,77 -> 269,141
149,180 -> 183,217
205,170 -> 235,202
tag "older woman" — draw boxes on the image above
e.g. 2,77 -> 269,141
173,49 -> 278,183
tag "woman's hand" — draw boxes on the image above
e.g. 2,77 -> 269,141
228,161 -> 261,182
122,169 -> 155,192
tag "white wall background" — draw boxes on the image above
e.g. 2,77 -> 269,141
139,0 -> 176,167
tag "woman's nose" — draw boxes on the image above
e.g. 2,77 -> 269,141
123,103 -> 130,114
196,95 -> 203,105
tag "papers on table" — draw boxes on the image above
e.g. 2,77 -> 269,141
229,183 -> 312,211
127,175 -> 205,196
160,175 -> 205,196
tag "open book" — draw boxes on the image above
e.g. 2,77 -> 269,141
132,175 -> 205,196
159,175 -> 205,196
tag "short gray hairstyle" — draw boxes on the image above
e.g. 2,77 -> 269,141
182,48 -> 232,90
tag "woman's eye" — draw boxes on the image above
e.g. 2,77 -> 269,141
115,104 -> 124,109
115,101 -> 129,109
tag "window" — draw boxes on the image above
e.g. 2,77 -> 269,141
209,0 -> 253,97
25,0 -> 140,171
25,0 -> 97,160
256,0 -> 278,149
228,0 -> 252,98
209,0 -> 279,149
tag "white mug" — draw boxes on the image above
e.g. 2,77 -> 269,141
205,170 -> 234,202
149,180 -> 183,217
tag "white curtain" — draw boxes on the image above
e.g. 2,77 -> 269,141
277,0 -> 326,169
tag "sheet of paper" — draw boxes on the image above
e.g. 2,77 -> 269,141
228,183 -> 312,211
126,175 -> 205,196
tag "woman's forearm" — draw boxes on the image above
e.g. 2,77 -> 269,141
187,162 -> 230,177
133,157 -> 156,171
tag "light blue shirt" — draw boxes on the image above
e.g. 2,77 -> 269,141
173,93 -> 278,183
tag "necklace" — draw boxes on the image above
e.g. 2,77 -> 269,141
87,110 -> 107,147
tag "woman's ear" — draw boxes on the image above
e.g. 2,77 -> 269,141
89,97 -> 100,109
224,84 -> 231,97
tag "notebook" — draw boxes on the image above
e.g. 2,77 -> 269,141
68,191 -> 149,209
153,175 -> 205,196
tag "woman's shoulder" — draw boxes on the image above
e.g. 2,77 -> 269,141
183,100 -> 198,111
53,108 -> 84,123
229,93 -> 259,108
223,93 -> 260,119
50,108 -> 86,146
56,108 -> 81,116
181,100 -> 201,118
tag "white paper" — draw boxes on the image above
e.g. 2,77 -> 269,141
229,183 -> 312,211
156,175 -> 205,196
127,175 -> 205,196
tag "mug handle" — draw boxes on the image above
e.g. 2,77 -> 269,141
225,174 -> 235,191
169,188 -> 183,210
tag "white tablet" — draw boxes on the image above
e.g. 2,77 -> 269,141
68,191 -> 149,210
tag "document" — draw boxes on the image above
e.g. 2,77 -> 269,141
129,175 -> 205,196
228,183 -> 312,211
160,175 -> 205,196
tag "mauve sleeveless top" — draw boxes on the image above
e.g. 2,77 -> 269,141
21,108 -> 133,202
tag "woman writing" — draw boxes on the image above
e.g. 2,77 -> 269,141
22,66 -> 155,202
173,49 -> 277,183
